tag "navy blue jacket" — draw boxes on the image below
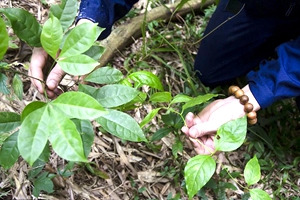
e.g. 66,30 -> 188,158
77,0 -> 138,39
77,0 -> 300,109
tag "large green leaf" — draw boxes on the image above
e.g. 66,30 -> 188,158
182,94 -> 217,112
78,84 -> 98,96
0,17 -> 9,60
170,94 -> 193,105
93,84 -> 139,108
12,74 -> 23,100
83,45 -> 105,60
50,0 -> 78,32
249,189 -> 271,200
59,22 -> 101,57
72,119 -> 94,158
21,101 -> 47,121
0,112 -> 21,134
149,92 -> 172,103
0,73 -> 9,94
52,91 -> 107,119
41,15 -> 63,59
244,155 -> 261,186
0,8 -> 42,47
0,131 -> 19,169
18,106 -> 50,165
128,71 -> 163,91
96,109 -> 147,142
214,116 -> 247,152
184,155 -> 216,199
48,109 -> 88,162
58,54 -> 99,76
84,67 -> 123,84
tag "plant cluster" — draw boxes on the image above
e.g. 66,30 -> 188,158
0,0 -> 274,199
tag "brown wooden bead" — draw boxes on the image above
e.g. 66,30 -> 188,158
234,89 -> 244,99
244,103 -> 254,112
228,85 -> 240,95
247,111 -> 257,120
239,95 -> 249,105
248,118 -> 257,125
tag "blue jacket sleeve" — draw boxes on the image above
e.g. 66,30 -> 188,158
247,36 -> 300,109
77,0 -> 138,39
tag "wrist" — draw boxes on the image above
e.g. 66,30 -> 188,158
228,84 -> 260,125
241,84 -> 261,112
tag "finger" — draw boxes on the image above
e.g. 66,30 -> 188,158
194,136 -> 215,155
45,64 -> 65,91
185,112 -> 203,128
181,126 -> 189,136
188,121 -> 219,138
29,48 -> 48,93
185,112 -> 195,127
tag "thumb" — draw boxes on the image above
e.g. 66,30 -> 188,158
188,121 -> 219,138
46,64 -> 66,90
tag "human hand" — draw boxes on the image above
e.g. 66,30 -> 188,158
29,47 -> 65,99
182,85 -> 260,154
29,19 -> 93,99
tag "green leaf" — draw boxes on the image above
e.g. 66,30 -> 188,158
83,45 -> 105,60
72,119 -> 94,158
41,15 -> 63,59
249,188 -> 271,200
0,131 -> 19,169
150,127 -> 172,142
59,22 -> 101,57
93,85 -> 139,108
21,101 -> 47,121
18,106 -> 49,165
172,139 -> 183,158
214,116 -> 247,152
182,94 -> 217,112
38,142 -> 50,163
0,17 -> 9,60
50,0 -> 78,32
32,172 -> 54,197
0,73 -> 9,94
128,71 -> 163,91
0,8 -> 42,46
52,91 -> 107,119
149,92 -> 172,103
48,109 -> 88,162
170,94 -> 193,105
184,155 -> 216,199
244,155 -> 261,186
58,54 -> 99,76
140,108 -> 161,128
0,112 -> 21,134
28,159 -> 46,180
78,84 -> 97,96
96,109 -> 147,142
12,74 -> 23,100
84,67 -> 123,84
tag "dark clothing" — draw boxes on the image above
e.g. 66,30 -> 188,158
77,0 -> 138,39
195,0 -> 300,108
77,0 -> 300,109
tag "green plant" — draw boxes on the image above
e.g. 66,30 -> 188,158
0,0 -> 279,198
183,116 -> 271,199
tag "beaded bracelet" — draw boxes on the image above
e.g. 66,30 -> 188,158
228,85 -> 257,125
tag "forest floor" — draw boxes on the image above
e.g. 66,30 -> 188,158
1,0 -> 300,199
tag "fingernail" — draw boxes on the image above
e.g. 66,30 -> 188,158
47,80 -> 57,90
